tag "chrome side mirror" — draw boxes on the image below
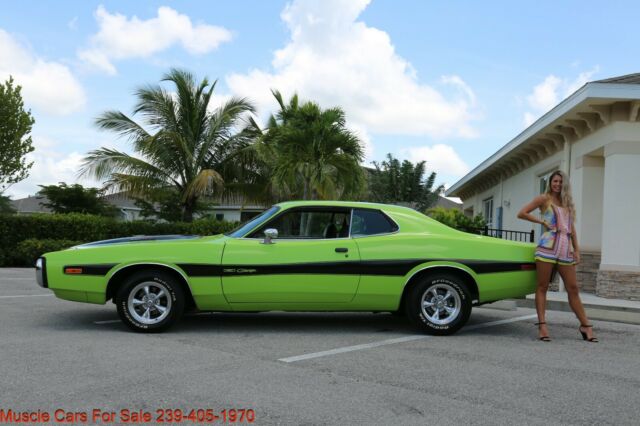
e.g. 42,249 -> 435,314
262,228 -> 278,244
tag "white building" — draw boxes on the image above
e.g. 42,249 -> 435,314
447,73 -> 640,300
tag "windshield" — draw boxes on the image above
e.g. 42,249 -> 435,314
225,206 -> 281,238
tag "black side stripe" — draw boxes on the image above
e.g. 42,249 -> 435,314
62,260 -> 536,278
63,264 -> 117,276
178,264 -> 224,277
177,259 -> 535,277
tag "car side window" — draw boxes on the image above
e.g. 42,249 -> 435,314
250,209 -> 351,239
351,209 -> 398,236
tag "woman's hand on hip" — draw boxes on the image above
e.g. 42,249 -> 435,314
574,251 -> 581,265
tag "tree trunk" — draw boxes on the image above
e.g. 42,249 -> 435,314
182,198 -> 196,222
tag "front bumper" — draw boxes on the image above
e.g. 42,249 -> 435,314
35,257 -> 48,288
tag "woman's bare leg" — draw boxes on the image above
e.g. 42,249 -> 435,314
557,264 -> 596,340
535,261 -> 554,339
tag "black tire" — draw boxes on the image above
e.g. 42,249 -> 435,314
115,270 -> 185,333
405,273 -> 472,335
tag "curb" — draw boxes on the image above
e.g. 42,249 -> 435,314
515,295 -> 640,325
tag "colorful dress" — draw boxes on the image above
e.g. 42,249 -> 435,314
534,204 -> 575,265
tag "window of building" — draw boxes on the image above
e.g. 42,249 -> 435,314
483,197 -> 494,228
539,172 -> 552,195
215,213 -> 224,221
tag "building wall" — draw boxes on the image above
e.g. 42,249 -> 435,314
570,125 -> 611,253
464,150 -> 564,238
463,121 -> 637,246
460,120 -> 640,298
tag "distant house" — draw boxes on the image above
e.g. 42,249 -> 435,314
11,193 -> 144,221
10,195 -> 53,215
11,192 -> 266,222
446,73 -> 640,300
433,196 -> 462,210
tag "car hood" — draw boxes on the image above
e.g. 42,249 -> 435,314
74,234 -> 203,248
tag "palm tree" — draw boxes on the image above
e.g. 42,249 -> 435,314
80,69 -> 256,221
369,153 -> 444,211
257,90 -> 365,200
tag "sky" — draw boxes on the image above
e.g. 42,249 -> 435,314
1,0 -> 639,199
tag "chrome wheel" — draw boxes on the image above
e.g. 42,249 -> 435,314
127,281 -> 172,325
420,283 -> 461,325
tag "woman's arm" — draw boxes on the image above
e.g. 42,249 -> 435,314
517,195 -> 552,229
571,222 -> 581,264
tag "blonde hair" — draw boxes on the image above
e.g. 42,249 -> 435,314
545,170 -> 575,221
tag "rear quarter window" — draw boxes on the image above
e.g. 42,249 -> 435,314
351,209 -> 399,236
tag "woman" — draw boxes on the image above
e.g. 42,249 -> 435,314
518,170 -> 598,342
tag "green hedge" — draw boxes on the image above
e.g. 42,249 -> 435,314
425,207 -> 486,233
15,239 -> 84,267
0,213 -> 237,267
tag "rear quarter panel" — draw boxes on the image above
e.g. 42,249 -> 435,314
354,229 -> 536,308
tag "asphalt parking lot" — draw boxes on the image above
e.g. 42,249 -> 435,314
1,267 -> 639,425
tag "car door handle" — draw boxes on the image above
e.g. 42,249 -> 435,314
335,247 -> 349,253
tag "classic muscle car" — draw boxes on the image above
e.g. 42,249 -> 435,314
35,201 -> 537,334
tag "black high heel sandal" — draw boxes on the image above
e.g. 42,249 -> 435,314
579,324 -> 599,342
535,322 -> 551,342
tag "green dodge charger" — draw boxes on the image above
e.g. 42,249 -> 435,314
35,201 -> 537,334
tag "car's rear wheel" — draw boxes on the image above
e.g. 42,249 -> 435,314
405,273 -> 472,335
115,270 -> 184,332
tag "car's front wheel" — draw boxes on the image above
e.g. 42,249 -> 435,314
405,273 -> 472,335
115,270 -> 185,332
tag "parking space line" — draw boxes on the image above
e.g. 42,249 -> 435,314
463,314 -> 537,331
279,335 -> 429,363
0,294 -> 53,299
278,314 -> 538,363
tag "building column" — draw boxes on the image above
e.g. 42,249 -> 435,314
597,141 -> 640,300
572,155 -> 604,293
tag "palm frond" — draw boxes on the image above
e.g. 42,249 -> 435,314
184,169 -> 224,200
79,147 -> 180,188
94,110 -> 152,143
102,173 -> 166,196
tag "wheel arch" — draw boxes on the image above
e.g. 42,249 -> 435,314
398,264 -> 479,313
106,263 -> 196,310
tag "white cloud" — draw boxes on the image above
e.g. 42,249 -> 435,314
0,29 -> 86,115
526,75 -> 562,112
226,0 -> 478,138
402,144 -> 470,177
79,5 -> 232,75
4,136 -> 100,199
523,67 -> 599,127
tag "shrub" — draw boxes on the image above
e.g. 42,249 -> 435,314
15,239 -> 83,267
426,207 -> 486,233
0,213 -> 238,266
